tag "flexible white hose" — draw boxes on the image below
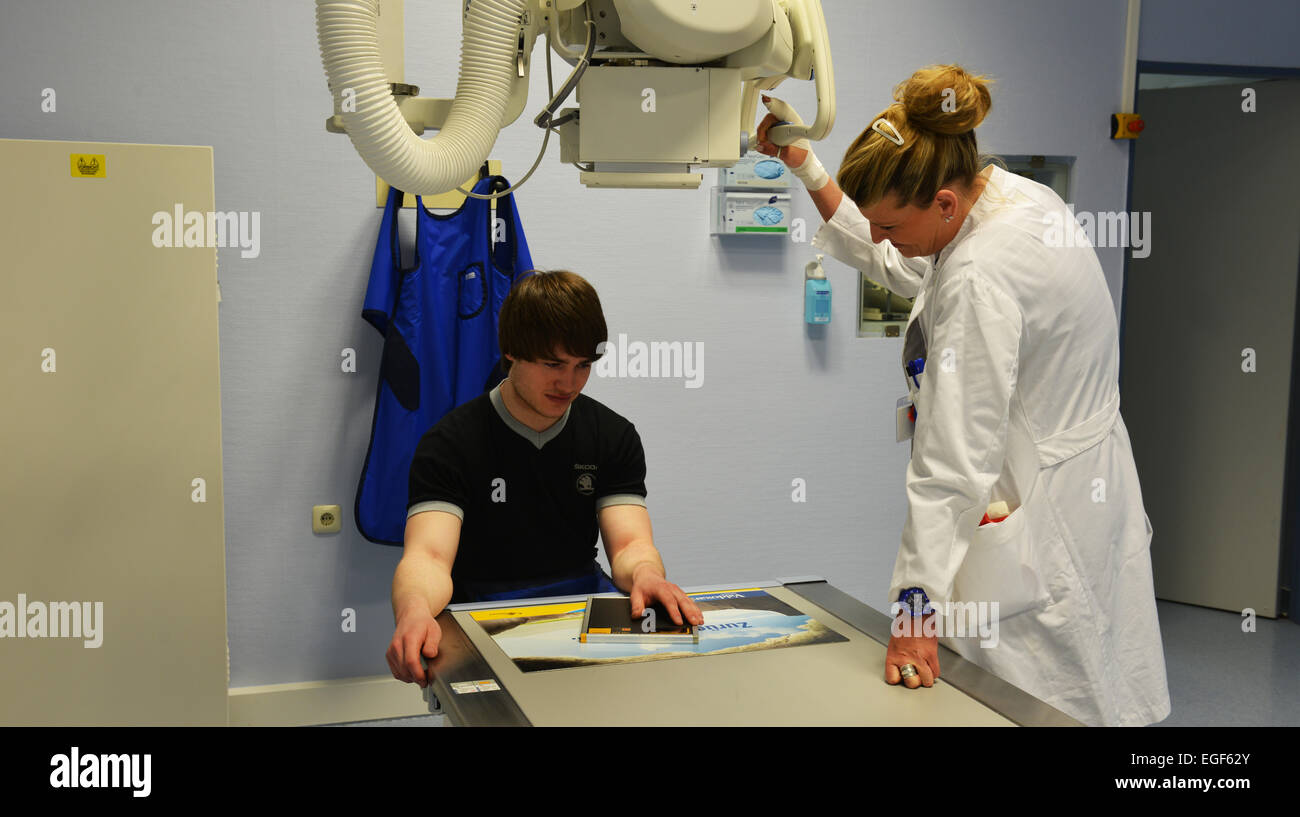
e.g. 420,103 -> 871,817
315,0 -> 527,196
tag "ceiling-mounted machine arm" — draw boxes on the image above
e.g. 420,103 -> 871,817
317,0 -> 835,192
742,0 -> 835,151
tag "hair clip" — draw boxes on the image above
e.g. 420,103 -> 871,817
871,118 -> 905,147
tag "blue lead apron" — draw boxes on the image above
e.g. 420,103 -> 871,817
356,177 -> 534,544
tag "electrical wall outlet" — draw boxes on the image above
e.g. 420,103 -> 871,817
313,505 -> 342,534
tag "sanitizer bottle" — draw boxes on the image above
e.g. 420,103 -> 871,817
804,254 -> 831,324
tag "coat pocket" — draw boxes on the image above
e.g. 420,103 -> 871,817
953,506 -> 1052,619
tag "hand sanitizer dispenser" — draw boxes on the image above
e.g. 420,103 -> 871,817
805,254 -> 831,324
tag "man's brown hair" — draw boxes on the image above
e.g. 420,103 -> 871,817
498,270 -> 608,373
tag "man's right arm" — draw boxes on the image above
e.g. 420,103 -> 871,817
386,510 -> 461,688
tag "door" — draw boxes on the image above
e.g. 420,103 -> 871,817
1122,79 -> 1300,617
0,139 -> 229,724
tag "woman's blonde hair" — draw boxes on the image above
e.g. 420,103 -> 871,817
837,65 -> 995,209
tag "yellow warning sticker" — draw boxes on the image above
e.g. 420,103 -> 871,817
70,154 -> 106,178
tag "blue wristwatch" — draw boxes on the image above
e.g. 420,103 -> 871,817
897,587 -> 932,617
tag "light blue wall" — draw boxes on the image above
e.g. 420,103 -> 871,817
1139,0 -> 1300,68
3,0 -> 1144,686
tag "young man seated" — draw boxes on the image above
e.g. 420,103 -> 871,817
386,270 -> 703,687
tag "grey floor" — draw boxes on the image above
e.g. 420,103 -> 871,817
330,599 -> 1299,727
1151,600 -> 1299,727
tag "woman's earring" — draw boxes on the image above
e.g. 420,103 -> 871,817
944,215 -> 952,223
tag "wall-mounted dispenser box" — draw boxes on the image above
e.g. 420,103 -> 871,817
711,189 -> 792,235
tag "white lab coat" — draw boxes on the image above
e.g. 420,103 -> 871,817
812,166 -> 1171,726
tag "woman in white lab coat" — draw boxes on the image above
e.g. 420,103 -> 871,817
757,65 -> 1170,726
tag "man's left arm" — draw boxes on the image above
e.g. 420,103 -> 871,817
599,504 -> 703,627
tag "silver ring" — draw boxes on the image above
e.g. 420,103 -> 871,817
899,663 -> 918,679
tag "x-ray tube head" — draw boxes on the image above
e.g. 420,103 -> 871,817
316,0 -> 835,191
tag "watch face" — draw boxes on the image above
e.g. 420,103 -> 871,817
900,588 -> 929,616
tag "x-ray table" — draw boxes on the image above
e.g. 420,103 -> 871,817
424,578 -> 1081,726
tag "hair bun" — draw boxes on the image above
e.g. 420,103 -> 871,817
894,64 -> 992,136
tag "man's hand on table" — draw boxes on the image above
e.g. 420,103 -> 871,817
386,607 -> 442,688
885,613 -> 940,689
628,565 -> 704,628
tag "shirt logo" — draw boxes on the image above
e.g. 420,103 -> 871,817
575,473 -> 595,496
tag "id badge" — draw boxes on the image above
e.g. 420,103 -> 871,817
896,395 -> 915,442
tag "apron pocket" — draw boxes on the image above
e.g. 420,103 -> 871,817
457,263 -> 486,319
953,506 -> 1052,619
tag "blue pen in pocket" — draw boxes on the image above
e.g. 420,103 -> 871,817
906,357 -> 925,389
